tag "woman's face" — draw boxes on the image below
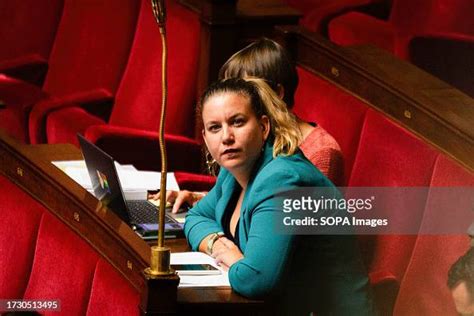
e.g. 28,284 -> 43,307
202,92 -> 269,178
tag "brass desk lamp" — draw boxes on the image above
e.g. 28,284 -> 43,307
145,0 -> 175,277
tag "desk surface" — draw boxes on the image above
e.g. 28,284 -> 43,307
27,143 -> 265,310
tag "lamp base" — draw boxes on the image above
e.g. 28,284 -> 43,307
145,246 -> 175,276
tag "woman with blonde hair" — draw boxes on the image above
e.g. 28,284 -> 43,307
159,38 -> 343,213
220,38 -> 343,185
184,77 -> 374,315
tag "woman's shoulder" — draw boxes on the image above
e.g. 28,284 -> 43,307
300,125 -> 341,152
255,151 -> 332,189
299,125 -> 344,185
245,153 -> 335,209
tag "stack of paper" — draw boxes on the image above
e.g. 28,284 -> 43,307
52,160 -> 179,199
171,252 -> 230,287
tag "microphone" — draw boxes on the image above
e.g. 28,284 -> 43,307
151,0 -> 166,27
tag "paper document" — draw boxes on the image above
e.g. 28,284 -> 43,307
52,160 -> 180,198
171,252 -> 230,287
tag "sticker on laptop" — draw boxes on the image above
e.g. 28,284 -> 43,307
96,170 -> 111,194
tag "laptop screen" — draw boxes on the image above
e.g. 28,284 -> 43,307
77,134 -> 131,224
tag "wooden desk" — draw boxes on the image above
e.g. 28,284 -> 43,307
0,134 -> 266,314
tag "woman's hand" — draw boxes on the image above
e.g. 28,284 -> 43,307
211,237 -> 243,271
149,190 -> 206,213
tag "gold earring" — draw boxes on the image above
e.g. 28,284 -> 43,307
205,150 -> 218,176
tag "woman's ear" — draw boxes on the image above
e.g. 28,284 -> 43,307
260,115 -> 270,141
277,84 -> 285,100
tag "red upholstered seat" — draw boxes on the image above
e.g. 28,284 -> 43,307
174,172 -> 217,192
293,67 -> 368,184
393,155 -> 474,315
0,175 -> 44,299
348,109 -> 438,311
329,12 -> 397,53
46,106 -> 105,145
0,0 -> 64,85
422,0 -> 474,35
349,109 -> 438,276
86,259 -> 140,316
300,0 -> 383,35
1,0 -> 140,143
328,0 -> 474,59
0,176 -> 140,314
44,0 -> 203,172
23,212 -> 100,315
0,75 -> 48,142
39,0 -> 140,99
282,0 -> 383,35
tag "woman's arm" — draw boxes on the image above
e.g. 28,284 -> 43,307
184,173 -> 226,251
228,198 -> 296,298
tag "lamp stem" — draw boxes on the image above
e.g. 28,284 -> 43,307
157,24 -> 167,248
145,0 -> 173,277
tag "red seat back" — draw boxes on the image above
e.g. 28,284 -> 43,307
425,0 -> 474,35
390,0 -> 474,35
23,212 -> 100,315
294,67 -> 368,184
109,0 -> 201,138
389,0 -> 435,33
394,155 -> 474,315
0,175 -> 44,298
86,259 -> 140,315
0,0 -> 64,62
349,109 -> 438,282
43,0 -> 140,97
299,0 -> 380,34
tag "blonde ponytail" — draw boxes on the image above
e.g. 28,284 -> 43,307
244,77 -> 301,157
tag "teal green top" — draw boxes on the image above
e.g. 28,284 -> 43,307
184,141 -> 375,315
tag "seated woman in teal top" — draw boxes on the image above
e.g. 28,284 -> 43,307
184,78 -> 375,315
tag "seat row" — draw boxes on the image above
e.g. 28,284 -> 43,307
0,173 -> 141,315
0,0 -> 204,173
295,66 -> 472,314
276,27 -> 473,314
282,0 -> 474,97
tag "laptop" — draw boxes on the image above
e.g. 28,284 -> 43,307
77,134 -> 185,239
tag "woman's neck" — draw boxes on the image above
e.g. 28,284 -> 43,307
231,172 -> 249,190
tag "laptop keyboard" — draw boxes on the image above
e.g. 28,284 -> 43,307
126,200 -> 175,224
